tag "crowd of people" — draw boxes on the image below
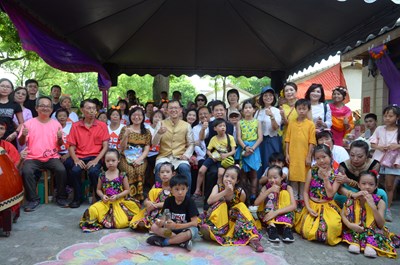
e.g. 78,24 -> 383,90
1,77 -> 399,257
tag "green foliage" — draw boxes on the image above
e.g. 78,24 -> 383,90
170,75 -> 197,106
228,76 -> 270,95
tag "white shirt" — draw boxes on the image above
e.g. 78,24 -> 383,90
255,106 -> 281,137
192,123 -> 208,161
332,145 -> 350,164
311,103 -> 332,130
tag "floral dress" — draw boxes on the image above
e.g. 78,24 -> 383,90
129,182 -> 171,230
294,167 -> 342,245
257,182 -> 294,227
79,172 -> 140,232
200,184 -> 261,246
119,127 -> 151,201
342,194 -> 399,258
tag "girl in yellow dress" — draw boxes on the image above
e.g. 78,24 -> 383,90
199,166 -> 264,252
80,149 -> 140,232
295,144 -> 342,245
254,165 -> 296,243
130,162 -> 174,230
342,170 -> 399,258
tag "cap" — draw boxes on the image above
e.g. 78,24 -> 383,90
228,109 -> 240,117
261,86 -> 274,94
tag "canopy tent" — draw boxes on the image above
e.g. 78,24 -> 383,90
1,0 -> 400,91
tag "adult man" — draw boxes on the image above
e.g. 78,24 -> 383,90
66,99 -> 109,208
153,100 -> 194,194
126,89 -> 139,107
19,96 -> 69,212
50,85 -> 62,113
24,79 -> 39,117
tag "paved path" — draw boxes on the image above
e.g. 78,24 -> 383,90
1,201 -> 399,265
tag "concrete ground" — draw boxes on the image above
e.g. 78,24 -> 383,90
1,200 -> 399,265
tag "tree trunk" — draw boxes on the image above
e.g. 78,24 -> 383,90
153,74 -> 169,105
222,76 -> 227,103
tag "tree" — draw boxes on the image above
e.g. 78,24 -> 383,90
228,76 -> 271,95
169,75 -> 197,107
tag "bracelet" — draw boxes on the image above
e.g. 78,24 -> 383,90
243,145 -> 248,150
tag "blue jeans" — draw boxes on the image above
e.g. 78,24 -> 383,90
155,162 -> 192,197
65,156 -> 102,202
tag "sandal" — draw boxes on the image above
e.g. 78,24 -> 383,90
249,238 -> 264,253
192,193 -> 202,199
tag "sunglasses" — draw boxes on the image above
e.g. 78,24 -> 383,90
197,98 -> 205,102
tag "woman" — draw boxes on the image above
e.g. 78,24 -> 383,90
279,82 -> 298,150
226,88 -> 240,117
329,86 -> 354,146
119,106 -> 151,201
51,96 -> 79,124
13,86 -> 32,151
335,140 -> 388,208
304,83 -> 332,133
255,86 -> 282,176
194,94 -> 208,109
184,108 -> 198,127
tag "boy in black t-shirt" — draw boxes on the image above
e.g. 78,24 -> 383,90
147,174 -> 199,251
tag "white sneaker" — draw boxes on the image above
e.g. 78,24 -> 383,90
364,246 -> 377,258
348,244 -> 360,254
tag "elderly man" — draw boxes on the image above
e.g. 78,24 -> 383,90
153,100 -> 194,194
66,99 -> 109,208
19,96 -> 69,212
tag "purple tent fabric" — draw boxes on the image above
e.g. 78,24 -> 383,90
370,45 -> 400,105
1,0 -> 111,92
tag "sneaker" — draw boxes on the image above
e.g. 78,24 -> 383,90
56,198 -> 69,208
178,239 -> 193,251
249,238 -> 264,252
146,236 -> 165,247
282,227 -> 295,243
267,226 -> 280,243
385,208 -> 393,222
69,200 -> 81,208
348,244 -> 360,254
200,224 -> 211,241
24,200 -> 40,212
364,246 -> 377,258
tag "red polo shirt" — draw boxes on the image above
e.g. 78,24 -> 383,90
67,120 -> 109,158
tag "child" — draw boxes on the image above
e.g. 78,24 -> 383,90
285,99 -> 316,202
107,108 -> 125,150
200,166 -> 264,252
193,118 -> 236,196
55,108 -> 72,163
146,174 -> 199,251
362,113 -> 378,140
369,105 -> 400,222
259,152 -> 289,186
130,162 -> 174,230
254,165 -> 296,243
294,144 -> 342,246
235,100 -> 263,204
80,149 -> 140,232
342,170 -> 399,258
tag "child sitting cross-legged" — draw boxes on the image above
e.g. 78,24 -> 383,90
130,162 -> 174,230
146,174 -> 199,251
341,170 -> 400,258
254,165 -> 296,243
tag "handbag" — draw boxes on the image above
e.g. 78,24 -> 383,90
124,146 -> 143,165
381,150 -> 399,168
221,156 -> 234,168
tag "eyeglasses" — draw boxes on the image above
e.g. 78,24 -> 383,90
197,98 -> 205,102
229,114 -> 240,118
38,105 -> 52,109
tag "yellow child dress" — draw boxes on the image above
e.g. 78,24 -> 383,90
129,183 -> 171,230
295,167 -> 342,245
200,185 -> 261,246
342,195 -> 400,258
285,119 -> 316,183
80,172 -> 140,232
257,182 -> 294,228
